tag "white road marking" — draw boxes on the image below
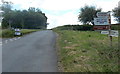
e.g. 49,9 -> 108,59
3,37 -> 22,44
13,38 -> 17,40
17,37 -> 21,39
9,39 -> 13,41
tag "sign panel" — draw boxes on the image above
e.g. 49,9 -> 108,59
93,25 -> 109,30
109,30 -> 119,37
101,31 -> 109,34
94,18 -> 110,25
97,12 -> 110,18
15,29 -> 20,31
15,32 -> 21,35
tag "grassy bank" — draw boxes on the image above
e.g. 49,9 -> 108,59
55,30 -> 119,72
0,29 -> 41,38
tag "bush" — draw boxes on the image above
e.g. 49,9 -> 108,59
111,25 -> 119,30
2,30 -> 14,38
53,25 -> 94,31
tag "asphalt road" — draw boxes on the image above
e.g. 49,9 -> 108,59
2,30 -> 58,72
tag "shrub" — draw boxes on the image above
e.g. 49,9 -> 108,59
111,25 -> 119,30
53,25 -> 94,31
2,30 -> 14,38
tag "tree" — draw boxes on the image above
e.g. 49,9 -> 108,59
1,0 -> 13,29
112,5 -> 120,23
78,5 -> 101,25
2,7 -> 48,29
1,0 -> 13,15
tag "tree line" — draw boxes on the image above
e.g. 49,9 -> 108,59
1,1 -> 48,29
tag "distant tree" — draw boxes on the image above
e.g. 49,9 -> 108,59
2,7 -> 48,29
1,0 -> 13,29
78,5 -> 101,25
112,5 -> 120,23
1,0 -> 13,15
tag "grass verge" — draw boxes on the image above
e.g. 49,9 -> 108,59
54,30 -> 119,72
0,29 -> 41,38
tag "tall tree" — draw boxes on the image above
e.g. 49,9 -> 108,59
1,0 -> 13,15
112,5 -> 120,23
78,5 -> 101,25
1,0 -> 13,29
2,7 -> 48,29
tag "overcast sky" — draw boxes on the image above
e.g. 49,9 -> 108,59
1,0 -> 119,29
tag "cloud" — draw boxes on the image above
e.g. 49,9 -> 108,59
46,10 -> 80,29
5,0 -> 46,9
5,0 -> 119,11
41,0 -> 96,11
6,0 -> 96,10
94,0 -> 118,12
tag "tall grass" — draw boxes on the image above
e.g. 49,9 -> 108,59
55,30 -> 118,72
1,29 -> 14,38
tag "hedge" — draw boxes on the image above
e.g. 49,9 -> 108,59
53,25 -> 94,31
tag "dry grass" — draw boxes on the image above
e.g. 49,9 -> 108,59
55,30 -> 119,72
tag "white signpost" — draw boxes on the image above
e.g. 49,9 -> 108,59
94,12 -> 119,46
101,30 -> 119,37
94,12 -> 111,30
15,32 -> 21,35
14,29 -> 21,36
15,29 -> 21,31
109,30 -> 119,37
94,18 -> 110,25
97,12 -> 110,18
101,31 -> 109,34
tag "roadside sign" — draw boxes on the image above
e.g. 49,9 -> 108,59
14,28 -> 21,36
97,12 -> 110,18
93,25 -> 110,30
15,32 -> 21,35
94,18 -> 110,25
101,30 -> 119,37
94,12 -> 116,46
109,30 -> 119,37
15,29 -> 20,31
101,31 -> 109,34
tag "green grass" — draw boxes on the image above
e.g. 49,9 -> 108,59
54,30 -> 119,72
0,29 -> 41,38
0,29 -> 14,38
20,29 -> 41,35
0,29 -> 2,37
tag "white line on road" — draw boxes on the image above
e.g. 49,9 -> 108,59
13,38 -> 17,40
9,39 -> 13,41
3,37 -> 22,44
17,37 -> 21,39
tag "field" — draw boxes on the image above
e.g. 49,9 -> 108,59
55,30 -> 119,72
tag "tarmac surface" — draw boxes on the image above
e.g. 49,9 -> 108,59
2,30 -> 58,72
